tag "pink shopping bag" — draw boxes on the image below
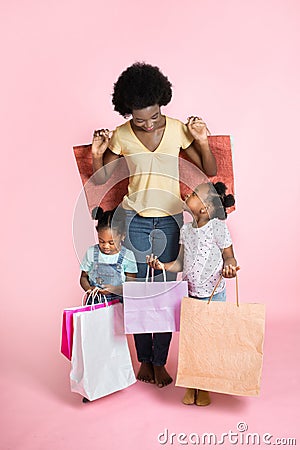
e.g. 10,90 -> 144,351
123,269 -> 188,334
60,293 -> 119,360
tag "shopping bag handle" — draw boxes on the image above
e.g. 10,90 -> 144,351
146,265 -> 167,283
82,290 -> 93,306
91,289 -> 109,307
207,274 -> 239,306
83,289 -> 108,308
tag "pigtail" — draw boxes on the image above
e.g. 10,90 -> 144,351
92,205 -> 125,235
211,182 -> 235,219
91,206 -> 104,221
213,182 -> 226,198
223,194 -> 235,208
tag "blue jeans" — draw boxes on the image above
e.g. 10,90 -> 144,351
190,289 -> 226,302
124,210 -> 183,281
123,210 -> 183,366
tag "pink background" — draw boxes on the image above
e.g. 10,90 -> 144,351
1,1 -> 299,449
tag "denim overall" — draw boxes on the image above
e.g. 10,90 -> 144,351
87,245 -> 126,304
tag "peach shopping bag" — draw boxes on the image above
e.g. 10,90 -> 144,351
175,277 -> 266,396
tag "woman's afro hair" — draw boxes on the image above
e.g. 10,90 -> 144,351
112,62 -> 172,116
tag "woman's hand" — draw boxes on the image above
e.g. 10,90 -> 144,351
186,116 -> 209,142
222,264 -> 240,278
92,129 -> 112,158
146,254 -> 165,271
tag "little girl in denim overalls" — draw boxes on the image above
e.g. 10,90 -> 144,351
80,207 -> 138,304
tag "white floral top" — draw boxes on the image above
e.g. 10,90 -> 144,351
179,219 -> 232,297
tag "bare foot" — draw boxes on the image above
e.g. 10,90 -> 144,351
153,365 -> 173,388
137,362 -> 155,383
195,389 -> 211,406
182,388 -> 196,405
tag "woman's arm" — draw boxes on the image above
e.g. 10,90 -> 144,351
222,245 -> 240,278
184,117 -> 217,176
91,129 -> 121,184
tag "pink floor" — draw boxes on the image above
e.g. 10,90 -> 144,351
2,317 -> 299,450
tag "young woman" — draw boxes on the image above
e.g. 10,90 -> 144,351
90,62 -> 217,388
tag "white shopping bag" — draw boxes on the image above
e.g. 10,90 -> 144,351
70,302 -> 136,401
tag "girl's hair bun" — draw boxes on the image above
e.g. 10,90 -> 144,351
91,206 -> 104,220
92,205 -> 126,235
209,181 -> 235,219
224,194 -> 235,208
213,182 -> 226,197
213,182 -> 235,208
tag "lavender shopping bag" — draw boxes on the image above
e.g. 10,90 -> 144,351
60,292 -> 119,360
123,269 -> 188,334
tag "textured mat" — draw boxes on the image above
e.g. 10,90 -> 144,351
73,135 -> 235,215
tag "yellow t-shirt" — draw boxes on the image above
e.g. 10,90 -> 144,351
109,116 -> 193,217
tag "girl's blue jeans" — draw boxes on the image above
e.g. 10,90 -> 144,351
190,289 -> 226,302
